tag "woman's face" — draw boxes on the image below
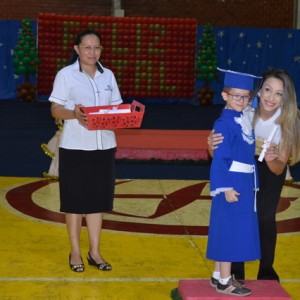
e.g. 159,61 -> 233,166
74,34 -> 102,66
259,77 -> 283,115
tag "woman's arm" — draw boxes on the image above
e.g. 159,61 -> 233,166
51,102 -> 87,127
207,125 -> 288,175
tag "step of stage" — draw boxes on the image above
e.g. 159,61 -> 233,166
177,279 -> 292,299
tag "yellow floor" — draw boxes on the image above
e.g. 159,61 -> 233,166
0,177 -> 299,299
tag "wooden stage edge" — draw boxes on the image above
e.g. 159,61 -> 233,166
115,129 -> 210,161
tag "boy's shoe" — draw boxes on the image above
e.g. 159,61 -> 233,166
210,275 -> 245,288
216,277 -> 251,296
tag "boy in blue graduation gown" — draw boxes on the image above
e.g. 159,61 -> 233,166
206,70 -> 260,296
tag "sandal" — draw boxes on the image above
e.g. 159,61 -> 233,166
87,252 -> 112,271
69,254 -> 85,272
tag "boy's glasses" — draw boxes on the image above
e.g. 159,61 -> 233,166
225,92 -> 251,103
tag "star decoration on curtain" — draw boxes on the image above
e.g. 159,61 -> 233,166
294,56 -> 300,62
227,58 -> 233,65
217,30 -> 225,38
256,41 -> 263,48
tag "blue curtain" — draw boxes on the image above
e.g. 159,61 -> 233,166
196,26 -> 300,105
1,21 -> 300,105
0,20 -> 37,100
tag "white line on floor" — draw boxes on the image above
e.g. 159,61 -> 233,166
0,277 -> 299,283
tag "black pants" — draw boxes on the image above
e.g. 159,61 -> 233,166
232,159 -> 286,281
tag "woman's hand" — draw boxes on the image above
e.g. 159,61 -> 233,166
264,143 -> 279,162
207,129 -> 224,150
264,144 -> 289,175
207,129 -> 224,157
74,105 -> 88,127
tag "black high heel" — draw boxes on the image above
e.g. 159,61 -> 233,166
87,252 -> 112,271
69,254 -> 85,272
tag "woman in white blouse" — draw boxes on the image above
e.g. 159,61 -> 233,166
49,29 -> 122,272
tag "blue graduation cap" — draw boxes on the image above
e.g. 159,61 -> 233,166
218,67 -> 261,90
218,68 -> 262,107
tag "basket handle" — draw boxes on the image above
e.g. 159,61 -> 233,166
131,100 -> 145,112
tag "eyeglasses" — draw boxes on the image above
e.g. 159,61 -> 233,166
225,92 -> 251,103
79,45 -> 103,53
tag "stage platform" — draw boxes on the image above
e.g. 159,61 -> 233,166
115,129 -> 210,161
176,279 -> 292,299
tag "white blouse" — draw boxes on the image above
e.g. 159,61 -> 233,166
243,106 -> 282,156
49,60 -> 123,150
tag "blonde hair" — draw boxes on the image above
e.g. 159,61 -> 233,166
254,69 -> 300,165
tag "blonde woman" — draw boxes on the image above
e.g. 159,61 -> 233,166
208,69 -> 300,282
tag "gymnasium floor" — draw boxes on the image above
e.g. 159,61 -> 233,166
0,176 -> 299,299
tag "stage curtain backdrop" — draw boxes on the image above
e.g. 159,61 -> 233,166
195,26 -> 300,105
0,20 -> 37,100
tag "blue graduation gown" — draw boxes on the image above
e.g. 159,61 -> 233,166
206,109 -> 260,262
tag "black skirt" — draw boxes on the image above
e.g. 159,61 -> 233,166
59,148 -> 116,214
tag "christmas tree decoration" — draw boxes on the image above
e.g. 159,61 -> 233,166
13,18 -> 39,102
195,24 -> 218,105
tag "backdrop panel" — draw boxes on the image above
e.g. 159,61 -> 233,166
0,20 -> 37,100
195,26 -> 300,105
37,14 -> 197,103
1,20 -> 300,106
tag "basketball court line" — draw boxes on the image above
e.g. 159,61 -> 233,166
0,277 -> 299,282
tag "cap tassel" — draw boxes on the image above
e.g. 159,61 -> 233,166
251,96 -> 259,108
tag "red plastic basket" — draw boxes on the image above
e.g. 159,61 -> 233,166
82,100 -> 145,130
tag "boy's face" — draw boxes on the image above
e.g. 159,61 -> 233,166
221,88 -> 251,111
